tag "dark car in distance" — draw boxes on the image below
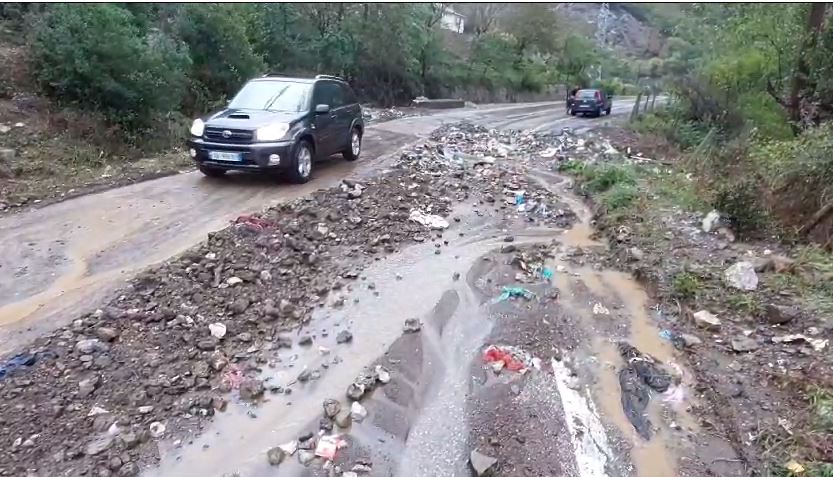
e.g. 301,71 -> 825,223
567,88 -> 613,117
187,74 -> 364,183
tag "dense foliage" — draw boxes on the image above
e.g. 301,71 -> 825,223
0,2 -> 646,131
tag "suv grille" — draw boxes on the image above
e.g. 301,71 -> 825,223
204,127 -> 255,144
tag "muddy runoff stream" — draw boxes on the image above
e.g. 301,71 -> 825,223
147,164 -> 693,477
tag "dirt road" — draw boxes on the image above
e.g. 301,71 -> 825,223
0,99 -> 636,353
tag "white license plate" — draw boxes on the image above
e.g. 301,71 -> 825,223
208,151 -> 242,162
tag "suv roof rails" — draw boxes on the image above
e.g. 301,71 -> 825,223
262,72 -> 289,78
315,74 -> 345,82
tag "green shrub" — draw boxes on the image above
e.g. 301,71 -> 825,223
601,183 -> 639,210
671,271 -> 701,299
582,163 -> 637,193
712,179 -> 769,237
29,4 -> 191,129
175,4 -> 265,111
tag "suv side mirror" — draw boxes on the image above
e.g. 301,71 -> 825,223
315,104 -> 331,114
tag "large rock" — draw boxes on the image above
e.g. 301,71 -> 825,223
75,339 -> 109,354
724,262 -> 758,291
470,449 -> 498,477
239,379 -> 265,401
731,336 -> 759,353
266,447 -> 285,466
692,310 -> 721,330
702,210 -> 721,233
765,304 -> 800,325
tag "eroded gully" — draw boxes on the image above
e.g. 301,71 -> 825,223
146,162 -> 698,477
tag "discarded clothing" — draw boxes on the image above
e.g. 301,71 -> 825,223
0,352 -> 37,380
495,286 -> 535,302
619,367 -> 653,439
617,343 -> 673,439
482,345 -> 536,373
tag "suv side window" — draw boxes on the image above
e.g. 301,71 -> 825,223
313,82 -> 345,109
340,83 -> 357,105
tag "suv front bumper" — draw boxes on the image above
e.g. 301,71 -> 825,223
186,138 -> 294,171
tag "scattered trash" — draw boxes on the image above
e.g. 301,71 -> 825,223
314,435 -> 346,461
658,329 -> 674,341
661,384 -> 686,405
233,214 -> 272,232
350,401 -> 368,422
702,210 -> 721,233
403,318 -> 422,333
470,449 -> 498,477
409,209 -> 449,230
221,364 -> 244,390
541,267 -> 554,281
495,286 -> 535,302
340,180 -> 364,199
514,191 -> 525,205
772,334 -> 828,351
87,406 -> 109,417
724,261 -> 758,291
482,345 -> 536,373
785,459 -> 805,474
592,303 -> 610,315
0,352 -> 37,380
148,421 -> 166,438
208,323 -> 227,339
692,310 -> 721,330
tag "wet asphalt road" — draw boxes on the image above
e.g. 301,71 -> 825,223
0,99 -> 637,353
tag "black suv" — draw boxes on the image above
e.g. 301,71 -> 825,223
567,89 -> 612,117
187,74 -> 364,183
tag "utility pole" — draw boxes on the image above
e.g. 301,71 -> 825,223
595,2 -> 611,81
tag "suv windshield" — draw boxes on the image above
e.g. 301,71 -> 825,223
228,80 -> 312,112
577,90 -> 598,98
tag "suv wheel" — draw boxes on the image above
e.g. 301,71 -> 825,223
286,140 -> 313,184
343,128 -> 362,161
605,106 -> 612,115
199,165 -> 227,178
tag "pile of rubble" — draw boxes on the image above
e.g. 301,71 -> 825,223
0,122 -> 582,476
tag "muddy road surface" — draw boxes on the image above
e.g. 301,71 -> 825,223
0,120 -> 739,477
0,99 -> 636,353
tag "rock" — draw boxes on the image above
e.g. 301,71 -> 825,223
239,379 -> 265,401
628,247 -> 644,261
375,365 -> 391,384
731,336 -> 759,353
149,421 -> 166,438
196,338 -> 218,351
350,401 -> 368,422
765,304 -> 800,325
298,335 -> 313,346
500,244 -> 517,253
403,318 -> 422,333
229,298 -> 250,314
323,399 -> 341,418
85,436 -> 114,456
470,449 -> 498,477
236,332 -> 253,343
78,375 -> 101,397
208,323 -> 227,339
298,450 -> 316,466
95,328 -> 119,342
335,410 -> 352,428
137,405 -> 154,414
679,334 -> 703,347
319,417 -> 334,432
267,447 -> 286,466
297,369 -> 313,382
336,330 -> 353,344
75,339 -> 108,354
503,236 -> 515,242
108,456 -> 123,470
724,261 -> 758,291
692,310 -> 721,330
346,383 -> 365,401
702,210 -> 721,233
118,462 -> 139,477
226,277 -> 243,286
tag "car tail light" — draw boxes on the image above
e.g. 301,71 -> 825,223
595,91 -> 601,102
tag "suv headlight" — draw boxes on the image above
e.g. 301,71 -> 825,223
255,123 -> 289,142
190,118 -> 204,137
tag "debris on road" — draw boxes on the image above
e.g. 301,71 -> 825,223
495,286 -> 535,302
208,322 -> 227,339
470,449 -> 498,477
403,318 -> 422,333
617,343 -> 673,439
0,352 -> 37,380
482,345 -> 537,373
692,310 -> 721,330
350,402 -> 368,422
701,210 -> 721,233
772,334 -> 828,351
314,435 -> 346,461
409,209 -> 449,230
592,303 -> 610,315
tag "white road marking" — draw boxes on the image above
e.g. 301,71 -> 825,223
552,358 -> 613,477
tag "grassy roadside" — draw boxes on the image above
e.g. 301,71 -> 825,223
559,131 -> 833,476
